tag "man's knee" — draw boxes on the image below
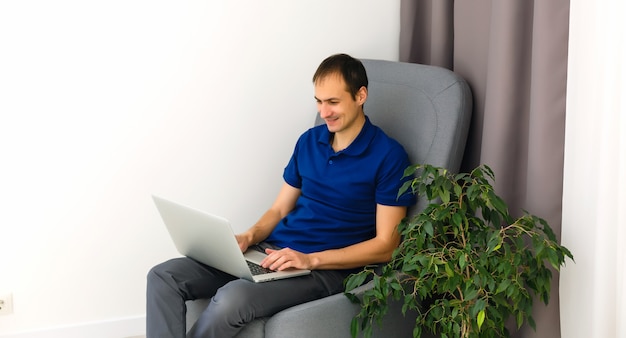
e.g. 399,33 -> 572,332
148,259 -> 171,282
210,280 -> 257,322
147,258 -> 188,293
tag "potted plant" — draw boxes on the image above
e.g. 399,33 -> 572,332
345,164 -> 573,338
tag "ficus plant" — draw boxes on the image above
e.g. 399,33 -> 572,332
345,164 -> 573,338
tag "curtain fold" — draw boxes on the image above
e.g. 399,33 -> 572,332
560,1 -> 626,337
400,1 -> 570,337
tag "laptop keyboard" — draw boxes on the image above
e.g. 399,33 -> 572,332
247,261 -> 274,275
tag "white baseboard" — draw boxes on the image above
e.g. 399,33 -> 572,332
0,315 -> 145,338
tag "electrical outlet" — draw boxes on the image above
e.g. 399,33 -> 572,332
0,293 -> 13,315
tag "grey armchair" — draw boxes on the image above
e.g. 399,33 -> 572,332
186,59 -> 472,337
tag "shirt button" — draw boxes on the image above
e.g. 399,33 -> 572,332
329,160 -> 333,164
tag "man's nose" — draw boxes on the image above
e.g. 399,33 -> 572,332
319,103 -> 331,118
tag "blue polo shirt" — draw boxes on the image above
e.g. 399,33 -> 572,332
265,116 -> 416,254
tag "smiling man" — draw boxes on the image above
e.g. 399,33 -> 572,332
146,54 -> 416,338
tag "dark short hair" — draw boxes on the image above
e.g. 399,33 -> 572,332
312,54 -> 368,100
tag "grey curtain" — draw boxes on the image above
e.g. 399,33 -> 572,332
400,1 -> 570,337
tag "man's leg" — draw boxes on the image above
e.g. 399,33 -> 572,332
146,257 -> 237,338
187,269 -> 350,338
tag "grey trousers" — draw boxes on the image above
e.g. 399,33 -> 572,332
146,245 -> 352,338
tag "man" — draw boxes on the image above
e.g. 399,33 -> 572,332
146,54 -> 416,337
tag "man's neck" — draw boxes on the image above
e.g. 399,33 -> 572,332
332,114 -> 366,152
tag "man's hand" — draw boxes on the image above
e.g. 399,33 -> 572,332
261,248 -> 316,271
234,183 -> 302,254
235,233 -> 253,253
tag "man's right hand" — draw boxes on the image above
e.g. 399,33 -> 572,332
235,233 -> 253,253
234,183 -> 301,253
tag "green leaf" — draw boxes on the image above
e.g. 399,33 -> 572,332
489,190 -> 508,215
412,326 -> 422,338
452,213 -> 462,227
440,188 -> 451,204
464,288 -> 478,301
487,232 -> 501,252
467,184 -> 480,201
477,309 -> 486,330
528,315 -> 537,330
423,222 -> 434,237
345,272 -> 368,292
397,180 -> 414,199
459,254 -> 467,269
516,310 -> 525,329
350,318 -> 359,338
444,262 -> 454,277
496,280 -> 510,295
404,165 -> 417,177
345,292 -> 360,304
454,184 -> 462,198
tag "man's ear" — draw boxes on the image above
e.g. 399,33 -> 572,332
356,86 -> 368,105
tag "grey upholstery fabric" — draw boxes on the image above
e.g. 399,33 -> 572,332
186,59 -> 472,337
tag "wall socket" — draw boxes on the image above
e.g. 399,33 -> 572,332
0,293 -> 13,315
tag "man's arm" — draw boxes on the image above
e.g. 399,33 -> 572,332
236,182 -> 301,252
261,204 -> 407,271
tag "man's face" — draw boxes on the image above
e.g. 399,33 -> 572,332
314,73 -> 366,135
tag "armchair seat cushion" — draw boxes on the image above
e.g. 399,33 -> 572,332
186,282 -> 422,338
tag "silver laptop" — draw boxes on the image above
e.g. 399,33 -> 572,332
152,195 -> 311,283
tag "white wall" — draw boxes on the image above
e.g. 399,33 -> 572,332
0,0 -> 400,336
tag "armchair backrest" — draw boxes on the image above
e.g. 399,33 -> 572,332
315,59 -> 472,214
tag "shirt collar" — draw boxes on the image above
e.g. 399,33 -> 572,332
318,115 -> 376,156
